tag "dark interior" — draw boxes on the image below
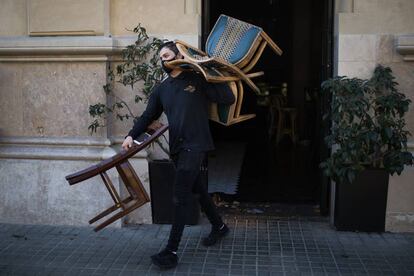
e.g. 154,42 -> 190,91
204,0 -> 333,208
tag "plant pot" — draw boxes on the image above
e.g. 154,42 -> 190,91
333,169 -> 389,232
149,159 -> 200,225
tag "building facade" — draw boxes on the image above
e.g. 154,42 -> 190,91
0,0 -> 413,232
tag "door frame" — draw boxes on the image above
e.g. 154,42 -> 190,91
201,0 -> 335,214
318,0 -> 334,215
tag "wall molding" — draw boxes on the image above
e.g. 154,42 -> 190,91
336,0 -> 354,13
0,35 -> 198,61
396,35 -> 414,61
0,136 -> 111,146
0,136 -> 147,160
0,36 -> 116,60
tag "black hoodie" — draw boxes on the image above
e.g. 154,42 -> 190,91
127,71 -> 235,154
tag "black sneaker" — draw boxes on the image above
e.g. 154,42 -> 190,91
150,249 -> 178,270
202,224 -> 229,246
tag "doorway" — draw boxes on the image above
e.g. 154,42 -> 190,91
204,0 -> 333,215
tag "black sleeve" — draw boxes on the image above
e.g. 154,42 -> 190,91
127,87 -> 163,140
203,81 -> 236,105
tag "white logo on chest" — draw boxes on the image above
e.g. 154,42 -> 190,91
184,85 -> 196,93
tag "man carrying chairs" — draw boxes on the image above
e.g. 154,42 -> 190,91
67,14 -> 282,270
122,41 -> 235,269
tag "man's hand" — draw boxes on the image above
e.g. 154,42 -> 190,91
122,136 -> 133,151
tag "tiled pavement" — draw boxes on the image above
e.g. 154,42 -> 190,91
0,214 -> 414,276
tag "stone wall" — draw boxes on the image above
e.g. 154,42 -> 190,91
335,0 -> 414,232
0,0 -> 201,227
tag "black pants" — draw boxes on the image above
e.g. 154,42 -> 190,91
166,150 -> 223,252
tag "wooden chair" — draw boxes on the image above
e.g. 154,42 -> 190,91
65,122 -> 168,232
271,95 -> 298,144
165,15 -> 282,126
167,14 -> 283,94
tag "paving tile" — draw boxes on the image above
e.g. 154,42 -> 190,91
0,215 -> 413,276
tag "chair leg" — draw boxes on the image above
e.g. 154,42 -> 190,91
93,201 -> 146,232
89,196 -> 133,224
228,65 -> 261,94
100,172 -> 125,209
261,31 -> 283,56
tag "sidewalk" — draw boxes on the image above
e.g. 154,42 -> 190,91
0,214 -> 413,275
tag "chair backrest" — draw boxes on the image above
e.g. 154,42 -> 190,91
66,123 -> 168,185
206,14 -> 262,64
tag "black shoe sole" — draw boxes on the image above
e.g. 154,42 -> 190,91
151,256 -> 178,270
202,228 -> 230,247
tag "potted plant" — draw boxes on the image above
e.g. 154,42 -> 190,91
320,65 -> 413,232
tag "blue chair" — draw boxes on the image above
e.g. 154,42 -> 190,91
166,14 -> 283,125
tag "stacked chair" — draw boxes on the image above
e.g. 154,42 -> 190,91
167,14 -> 283,125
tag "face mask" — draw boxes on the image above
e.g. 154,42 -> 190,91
161,57 -> 175,74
